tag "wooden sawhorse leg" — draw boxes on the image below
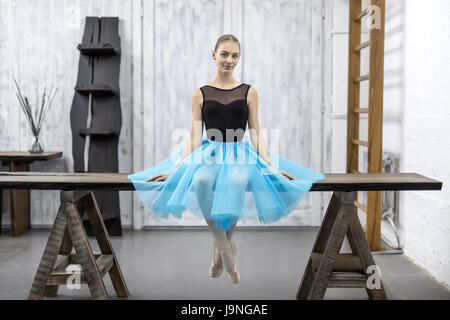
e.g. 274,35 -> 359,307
296,191 -> 387,300
28,190 -> 128,300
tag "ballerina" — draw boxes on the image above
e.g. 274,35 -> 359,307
128,34 -> 326,284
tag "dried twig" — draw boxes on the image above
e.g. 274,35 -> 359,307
13,78 -> 57,138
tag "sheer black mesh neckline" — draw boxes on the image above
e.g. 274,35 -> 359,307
204,83 -> 245,91
200,83 -> 250,142
201,83 -> 250,105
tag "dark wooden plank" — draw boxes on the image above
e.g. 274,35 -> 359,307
0,152 -> 62,162
311,193 -> 341,253
70,13 -> 91,173
46,255 -> 72,290
79,129 -> 117,136
86,17 -> 122,235
71,17 -> 122,235
47,269 -> 86,286
347,205 -> 388,299
328,272 -> 367,288
296,258 -> 315,299
77,43 -> 115,55
46,255 -> 113,285
65,201 -> 108,300
0,172 -> 443,192
43,198 -> 84,296
53,255 -> 71,271
297,192 -> 342,299
44,256 -> 71,293
59,226 -> 74,255
310,252 -> 362,272
84,192 -> 128,297
311,173 -> 443,191
96,255 -> 115,278
307,194 -> 350,299
28,203 -> 67,300
70,252 -> 102,264
346,223 -> 359,254
0,172 -> 132,191
74,84 -> 114,96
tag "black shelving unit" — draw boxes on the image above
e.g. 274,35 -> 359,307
79,128 -> 117,136
70,17 -> 123,236
77,43 -> 116,55
75,84 -> 114,95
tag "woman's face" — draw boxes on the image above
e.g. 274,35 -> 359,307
212,41 -> 240,73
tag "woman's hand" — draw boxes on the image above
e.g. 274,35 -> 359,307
276,169 -> 298,180
145,172 -> 172,182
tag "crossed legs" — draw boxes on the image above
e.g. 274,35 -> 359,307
192,164 -> 249,278
205,219 -> 238,269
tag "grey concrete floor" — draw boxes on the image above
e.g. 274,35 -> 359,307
0,228 -> 449,300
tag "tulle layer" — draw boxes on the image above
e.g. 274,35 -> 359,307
128,137 -> 326,230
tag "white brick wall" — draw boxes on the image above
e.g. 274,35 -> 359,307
402,0 -> 450,290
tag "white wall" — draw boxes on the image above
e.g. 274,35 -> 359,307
0,0 -> 135,227
331,0 -> 449,289
136,0 -> 326,229
0,0 -> 326,230
402,0 -> 450,290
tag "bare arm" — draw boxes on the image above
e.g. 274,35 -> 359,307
247,87 -> 275,167
146,88 -> 204,182
247,86 -> 297,180
171,88 -> 204,171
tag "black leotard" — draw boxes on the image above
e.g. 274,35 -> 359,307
199,83 -> 251,142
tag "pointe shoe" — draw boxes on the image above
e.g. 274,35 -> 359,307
216,241 -> 240,284
209,242 -> 223,278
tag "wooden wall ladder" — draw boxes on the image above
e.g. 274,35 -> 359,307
346,0 -> 385,251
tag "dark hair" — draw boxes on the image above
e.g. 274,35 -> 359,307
214,34 -> 241,54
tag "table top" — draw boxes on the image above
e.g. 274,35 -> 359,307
0,152 -> 63,162
0,172 -> 443,192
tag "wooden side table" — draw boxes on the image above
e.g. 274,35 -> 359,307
0,152 -> 62,236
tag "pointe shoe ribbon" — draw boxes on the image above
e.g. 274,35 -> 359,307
209,242 -> 223,278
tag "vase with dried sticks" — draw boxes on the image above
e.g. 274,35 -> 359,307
13,78 -> 58,153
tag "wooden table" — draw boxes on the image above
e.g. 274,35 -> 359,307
0,152 -> 62,236
0,172 -> 443,300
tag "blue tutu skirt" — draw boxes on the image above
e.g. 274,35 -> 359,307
128,137 -> 326,231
